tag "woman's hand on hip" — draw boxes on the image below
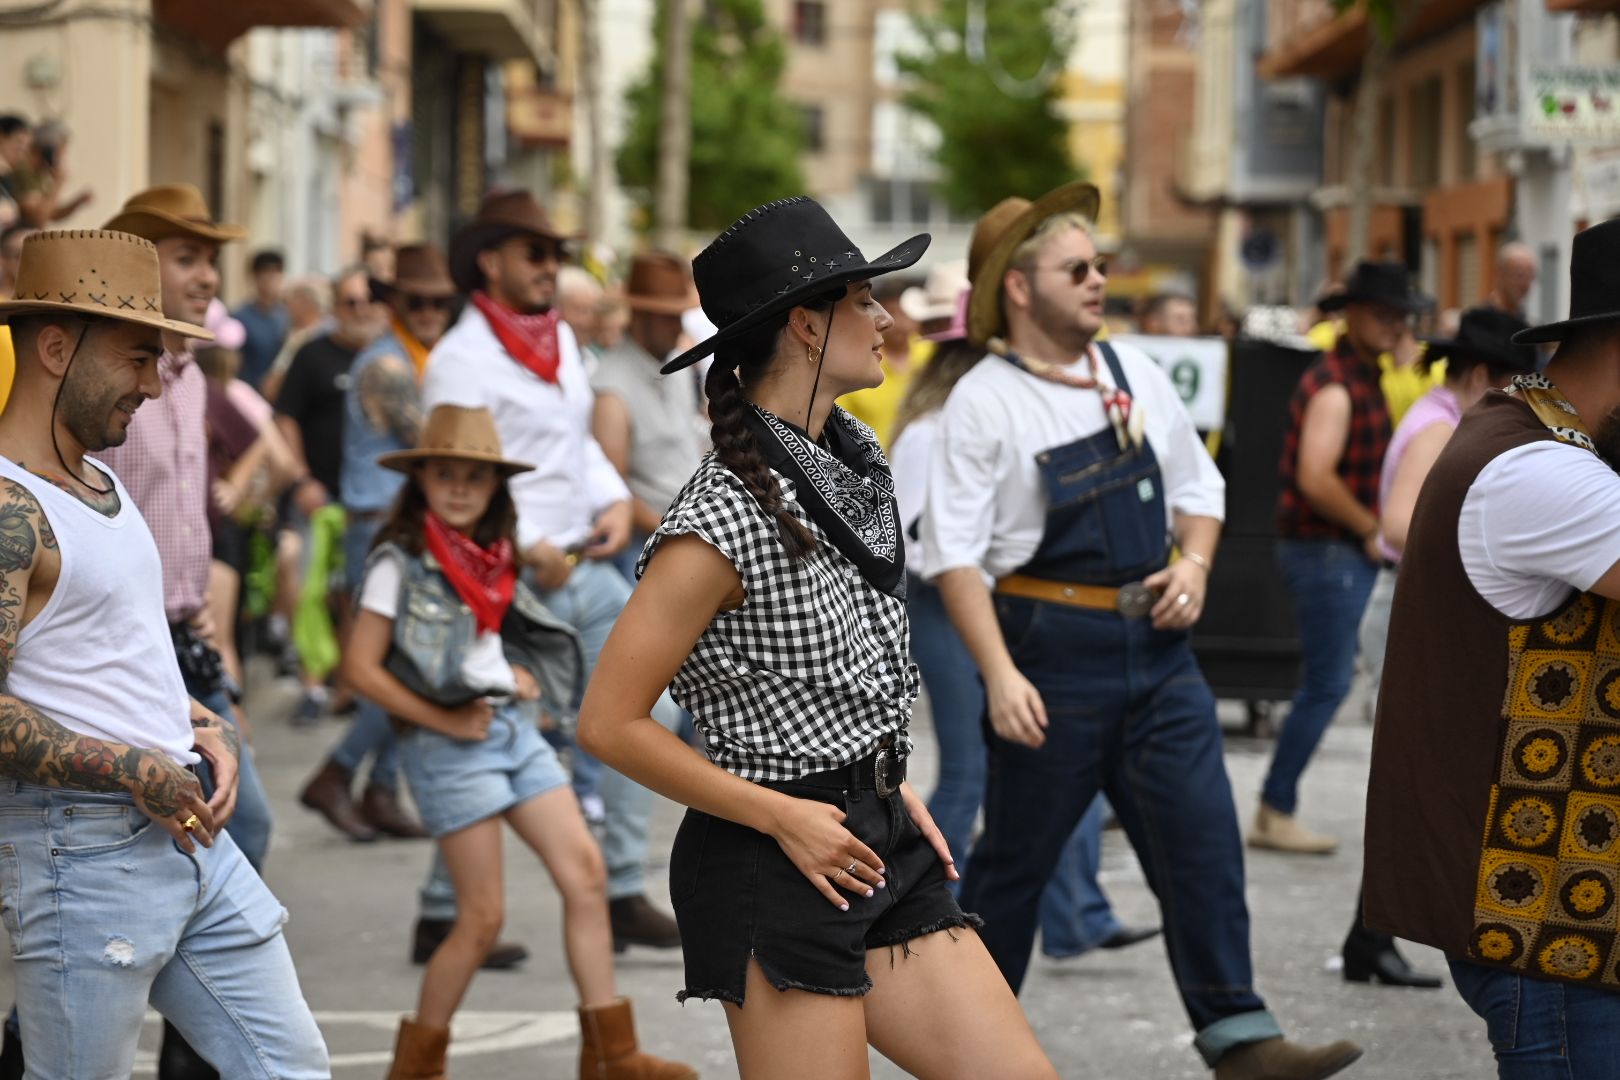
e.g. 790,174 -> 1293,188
899,780 -> 957,881
765,793 -> 886,910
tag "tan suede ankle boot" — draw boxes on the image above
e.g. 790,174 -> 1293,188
578,998 -> 698,1080
386,1017 -> 449,1080
1248,803 -> 1339,855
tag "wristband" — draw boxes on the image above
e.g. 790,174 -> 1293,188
1182,551 -> 1210,572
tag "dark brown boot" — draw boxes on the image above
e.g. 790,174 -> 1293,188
578,998 -> 697,1080
412,917 -> 530,970
298,759 -> 377,842
1214,1037 -> 1363,1080
608,895 -> 681,953
385,1017 -> 448,1080
361,783 -> 429,839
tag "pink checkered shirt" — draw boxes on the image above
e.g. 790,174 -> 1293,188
97,350 -> 211,624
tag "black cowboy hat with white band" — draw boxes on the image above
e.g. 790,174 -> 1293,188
1513,218 -> 1620,345
660,197 -> 930,375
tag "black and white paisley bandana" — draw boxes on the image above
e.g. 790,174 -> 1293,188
744,404 -> 906,598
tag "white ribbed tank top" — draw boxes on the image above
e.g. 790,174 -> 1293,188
0,455 -> 196,766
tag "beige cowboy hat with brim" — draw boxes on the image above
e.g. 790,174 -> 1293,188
0,229 -> 212,339
370,243 -> 457,303
966,180 -> 1101,347
103,184 -> 247,245
378,404 -> 534,476
624,250 -> 699,316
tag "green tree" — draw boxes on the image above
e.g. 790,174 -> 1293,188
618,0 -> 805,234
898,0 -> 1078,216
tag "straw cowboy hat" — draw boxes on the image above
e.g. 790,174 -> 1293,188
900,259 -> 969,325
449,190 -> 576,294
377,404 -> 534,475
102,184 -> 247,245
965,180 -> 1100,347
660,196 -> 929,375
624,251 -> 699,316
1514,218 -> 1620,345
370,243 -> 457,303
0,229 -> 212,339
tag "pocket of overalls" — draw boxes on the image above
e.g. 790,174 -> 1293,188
1037,437 -> 1165,576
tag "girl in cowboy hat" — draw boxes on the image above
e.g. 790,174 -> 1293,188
341,403 -> 694,1080
577,197 -> 1055,1079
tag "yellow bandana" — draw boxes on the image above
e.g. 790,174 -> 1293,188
1508,373 -> 1597,454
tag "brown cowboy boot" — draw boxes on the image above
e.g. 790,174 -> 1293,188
298,759 -> 377,842
608,895 -> 681,953
361,783 -> 429,839
578,999 -> 697,1080
1214,1036 -> 1362,1080
385,1017 -> 449,1080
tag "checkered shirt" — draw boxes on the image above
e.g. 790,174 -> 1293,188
96,350 -> 210,623
638,453 -> 918,782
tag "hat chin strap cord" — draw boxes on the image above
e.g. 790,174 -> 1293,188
804,306 -> 836,439
51,322 -> 115,497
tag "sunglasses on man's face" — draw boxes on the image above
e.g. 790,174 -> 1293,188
406,295 -> 453,313
515,240 -> 562,265
337,296 -> 371,310
1021,256 -> 1109,287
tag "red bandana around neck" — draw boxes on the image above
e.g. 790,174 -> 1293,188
423,511 -> 517,635
472,290 -> 561,384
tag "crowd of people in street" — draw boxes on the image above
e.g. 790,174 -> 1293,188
0,101 -> 1617,1080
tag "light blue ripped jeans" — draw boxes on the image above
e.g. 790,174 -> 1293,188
0,780 -> 330,1079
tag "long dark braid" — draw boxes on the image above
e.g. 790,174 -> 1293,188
705,295 -> 838,560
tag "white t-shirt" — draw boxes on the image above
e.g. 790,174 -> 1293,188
358,551 -> 518,696
1459,439 -> 1620,619
889,413 -> 937,577
921,342 -> 1225,581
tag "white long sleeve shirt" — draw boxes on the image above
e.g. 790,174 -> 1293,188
921,341 -> 1225,582
422,304 -> 630,551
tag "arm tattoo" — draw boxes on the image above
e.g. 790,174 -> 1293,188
358,355 -> 423,445
192,714 -> 241,762
0,479 -> 47,687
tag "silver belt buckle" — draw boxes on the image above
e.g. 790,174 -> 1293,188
874,748 -> 898,797
1115,583 -> 1156,619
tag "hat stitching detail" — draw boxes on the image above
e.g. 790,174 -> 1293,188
88,293 -> 105,305
117,296 -> 134,310
703,197 -> 808,253
58,292 -> 74,303
145,299 -> 159,311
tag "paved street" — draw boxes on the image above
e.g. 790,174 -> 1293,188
0,666 -> 1495,1078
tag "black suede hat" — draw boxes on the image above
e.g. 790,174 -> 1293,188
660,197 -> 929,375
1320,260 -> 1431,314
1514,218 -> 1620,345
1422,306 -> 1539,372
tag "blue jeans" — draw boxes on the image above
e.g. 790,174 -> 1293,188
1450,958 -> 1620,1078
329,699 -> 400,790
961,596 -> 1278,1066
1262,539 -> 1379,815
186,680 -> 272,873
540,560 -> 682,900
909,575 -> 1119,950
0,781 -> 329,1077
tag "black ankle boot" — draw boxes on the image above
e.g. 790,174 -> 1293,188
1342,937 -> 1443,988
158,1021 -> 219,1080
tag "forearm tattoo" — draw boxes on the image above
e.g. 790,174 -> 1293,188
357,355 -> 423,445
192,714 -> 241,762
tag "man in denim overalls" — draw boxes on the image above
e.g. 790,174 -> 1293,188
921,182 -> 1362,1080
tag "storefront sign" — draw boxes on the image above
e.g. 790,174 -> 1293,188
1527,66 -> 1620,142
1113,335 -> 1228,432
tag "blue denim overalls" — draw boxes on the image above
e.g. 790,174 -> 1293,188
961,342 -> 1283,1066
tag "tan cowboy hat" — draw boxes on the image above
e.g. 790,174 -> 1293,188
449,189 -> 576,294
377,404 -> 534,475
965,180 -> 1100,347
370,243 -> 457,302
102,184 -> 247,245
900,259 -> 969,324
624,250 -> 698,316
0,229 -> 212,339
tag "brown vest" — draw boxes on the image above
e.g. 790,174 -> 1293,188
1367,389 -> 1620,988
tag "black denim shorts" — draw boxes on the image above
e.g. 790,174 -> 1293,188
668,770 -> 980,1005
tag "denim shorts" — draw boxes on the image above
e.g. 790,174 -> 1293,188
398,700 -> 570,837
669,771 -> 980,1005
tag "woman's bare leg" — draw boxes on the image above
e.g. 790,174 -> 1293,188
723,959 -> 871,1080
504,787 -> 616,1006
863,929 -> 1056,1080
415,818 -> 505,1028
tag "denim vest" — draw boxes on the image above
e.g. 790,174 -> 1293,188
374,542 -> 584,727
341,329 -> 415,513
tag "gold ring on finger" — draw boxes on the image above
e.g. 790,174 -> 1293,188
182,814 -> 201,833
832,867 -> 846,881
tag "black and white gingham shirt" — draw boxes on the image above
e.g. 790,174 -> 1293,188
638,454 -> 918,782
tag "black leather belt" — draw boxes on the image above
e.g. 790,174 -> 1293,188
780,741 -> 907,798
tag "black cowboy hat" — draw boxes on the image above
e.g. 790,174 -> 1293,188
1319,260 -> 1431,314
1422,306 -> 1540,372
1514,218 -> 1620,345
660,196 -> 929,375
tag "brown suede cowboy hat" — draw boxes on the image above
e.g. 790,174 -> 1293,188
377,404 -> 534,475
0,229 -> 212,339
624,251 -> 698,316
966,180 -> 1100,347
449,190 -> 577,294
103,184 -> 247,245
370,243 -> 457,303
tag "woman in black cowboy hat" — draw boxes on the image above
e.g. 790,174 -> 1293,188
577,198 -> 1056,1078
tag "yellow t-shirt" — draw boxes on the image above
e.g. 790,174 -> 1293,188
0,327 -> 13,415
837,337 -> 934,448
1305,319 -> 1443,426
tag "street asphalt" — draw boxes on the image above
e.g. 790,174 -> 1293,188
0,662 -> 1496,1078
